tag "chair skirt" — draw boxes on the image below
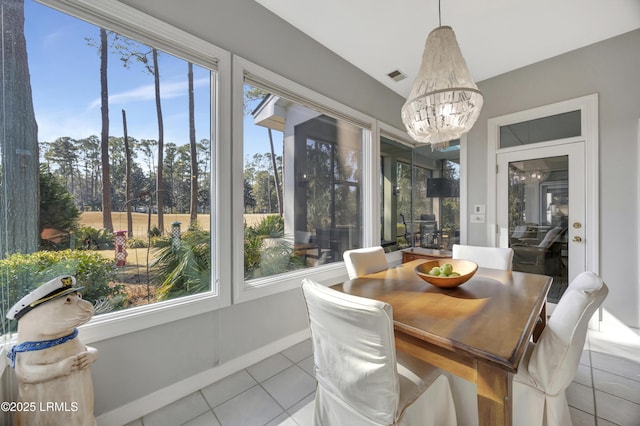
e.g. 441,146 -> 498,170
512,379 -> 572,426
448,373 -> 573,426
313,374 -> 456,426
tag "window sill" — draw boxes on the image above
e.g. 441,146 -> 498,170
79,292 -> 223,345
0,291 -> 225,379
235,262 -> 350,304
235,250 -> 403,303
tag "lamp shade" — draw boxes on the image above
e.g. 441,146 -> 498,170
401,26 -> 483,146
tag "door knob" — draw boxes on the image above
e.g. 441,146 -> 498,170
572,236 -> 582,243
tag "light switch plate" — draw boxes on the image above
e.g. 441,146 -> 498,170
471,214 -> 485,223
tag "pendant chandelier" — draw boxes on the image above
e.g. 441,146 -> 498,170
401,0 -> 483,149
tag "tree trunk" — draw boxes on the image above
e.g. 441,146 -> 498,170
99,28 -> 113,231
268,129 -> 283,215
0,0 -> 40,256
122,109 -> 133,237
153,48 -> 164,233
188,63 -> 198,227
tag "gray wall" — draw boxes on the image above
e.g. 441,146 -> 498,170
1,288 -> 309,417
466,29 -> 640,328
90,288 -> 309,415
9,0 -> 635,419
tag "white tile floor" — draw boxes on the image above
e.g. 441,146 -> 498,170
126,325 -> 640,426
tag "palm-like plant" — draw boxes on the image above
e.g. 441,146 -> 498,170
244,215 -> 304,279
151,229 -> 211,300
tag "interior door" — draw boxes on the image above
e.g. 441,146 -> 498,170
497,142 -> 585,303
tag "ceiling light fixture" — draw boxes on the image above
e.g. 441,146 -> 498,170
401,0 -> 483,150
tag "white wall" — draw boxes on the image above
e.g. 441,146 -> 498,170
465,29 -> 640,328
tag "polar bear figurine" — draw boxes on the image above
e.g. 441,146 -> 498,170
6,275 -> 98,426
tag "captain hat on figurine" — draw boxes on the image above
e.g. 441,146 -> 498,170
6,275 -> 85,321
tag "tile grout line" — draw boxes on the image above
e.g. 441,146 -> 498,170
198,389 -> 222,426
259,353 -> 316,426
199,346 -> 314,426
587,333 -> 599,425
258,363 -> 315,410
204,371 -> 260,413
255,355 -> 296,426
256,380 -> 290,426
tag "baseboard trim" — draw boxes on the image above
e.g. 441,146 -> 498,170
96,328 -> 311,426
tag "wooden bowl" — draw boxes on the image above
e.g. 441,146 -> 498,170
415,259 -> 478,288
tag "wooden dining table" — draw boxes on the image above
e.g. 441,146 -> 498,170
331,259 -> 552,426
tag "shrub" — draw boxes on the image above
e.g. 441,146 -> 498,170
39,167 -> 80,240
246,238 -> 305,279
127,238 -> 148,249
0,249 -> 123,333
151,230 -> 211,300
249,214 -> 284,238
77,226 -> 114,250
243,215 -> 304,280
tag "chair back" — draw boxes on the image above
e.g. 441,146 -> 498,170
398,213 -> 409,242
302,278 -> 399,424
536,226 -> 564,248
528,271 -> 608,394
343,246 -> 389,279
452,244 -> 514,270
295,230 -> 311,243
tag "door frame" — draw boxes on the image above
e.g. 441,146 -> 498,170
497,142 -> 585,283
486,94 -> 599,275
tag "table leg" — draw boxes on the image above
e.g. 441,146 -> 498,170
476,361 -> 512,426
533,302 -> 547,342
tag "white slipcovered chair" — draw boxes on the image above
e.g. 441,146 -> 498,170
453,271 -> 608,426
301,278 -> 457,426
452,244 -> 514,270
343,246 -> 389,279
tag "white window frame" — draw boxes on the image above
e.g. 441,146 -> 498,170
377,123 -> 414,264
232,56 -> 377,303
486,94 -> 599,270
24,0 -> 233,344
377,123 -> 468,252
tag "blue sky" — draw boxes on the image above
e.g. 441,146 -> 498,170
24,0 -> 278,166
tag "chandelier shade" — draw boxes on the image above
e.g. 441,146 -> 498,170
401,26 -> 483,147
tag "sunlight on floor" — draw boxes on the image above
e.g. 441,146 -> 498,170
589,309 -> 640,364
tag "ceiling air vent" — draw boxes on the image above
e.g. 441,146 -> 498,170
387,69 -> 406,82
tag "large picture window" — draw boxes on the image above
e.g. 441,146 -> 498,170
0,0 -> 221,339
242,83 -> 364,281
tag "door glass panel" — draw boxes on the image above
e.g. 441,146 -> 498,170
509,156 -> 569,302
499,110 -> 581,148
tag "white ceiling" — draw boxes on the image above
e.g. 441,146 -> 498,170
255,0 -> 640,98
